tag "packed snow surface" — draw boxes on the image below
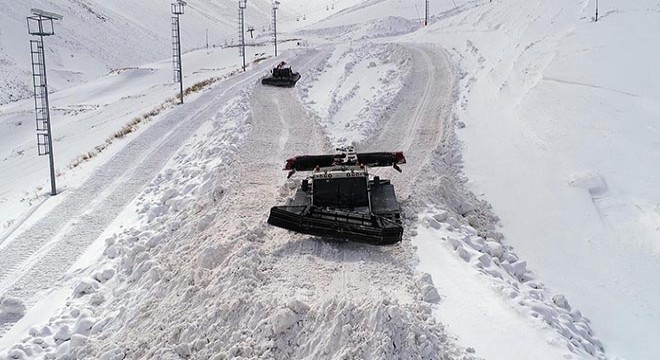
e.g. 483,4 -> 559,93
1,0 -> 659,359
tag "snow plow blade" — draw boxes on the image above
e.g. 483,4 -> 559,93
268,205 -> 402,245
285,152 -> 405,171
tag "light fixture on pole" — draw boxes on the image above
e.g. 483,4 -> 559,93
27,8 -> 62,196
172,0 -> 186,104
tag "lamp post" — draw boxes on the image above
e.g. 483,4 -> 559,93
27,8 -> 62,196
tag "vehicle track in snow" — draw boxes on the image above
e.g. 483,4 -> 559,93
0,62 -> 275,335
362,43 -> 455,199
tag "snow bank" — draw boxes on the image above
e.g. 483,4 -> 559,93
0,89 -> 253,359
415,212 -> 606,359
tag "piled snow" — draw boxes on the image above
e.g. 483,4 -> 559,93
415,212 -> 606,360
297,43 -> 411,146
0,91 -> 253,360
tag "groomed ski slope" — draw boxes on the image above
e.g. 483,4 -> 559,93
1,0 -> 659,359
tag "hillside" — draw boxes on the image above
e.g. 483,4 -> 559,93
0,0 -> 362,105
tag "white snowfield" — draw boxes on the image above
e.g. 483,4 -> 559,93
0,0 -> 658,359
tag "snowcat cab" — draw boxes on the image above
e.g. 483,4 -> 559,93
267,147 -> 406,245
261,61 -> 301,87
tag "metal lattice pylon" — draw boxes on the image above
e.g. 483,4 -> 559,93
172,16 -> 181,83
272,1 -> 279,57
238,8 -> 245,57
30,39 -> 50,155
171,2 -> 185,104
238,1 -> 247,71
27,9 -> 62,196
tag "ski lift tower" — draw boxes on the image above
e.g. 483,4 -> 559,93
172,1 -> 186,104
27,8 -> 62,196
238,0 -> 247,71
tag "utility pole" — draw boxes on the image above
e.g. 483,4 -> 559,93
171,1 -> 186,104
595,0 -> 599,22
238,0 -> 247,71
424,0 -> 429,26
273,1 -> 280,57
27,8 -> 62,196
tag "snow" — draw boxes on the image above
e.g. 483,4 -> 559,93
404,1 -> 660,358
1,0 -> 659,359
0,45 -> 270,243
415,224 -> 571,360
0,49 -> 475,359
297,42 -> 410,146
